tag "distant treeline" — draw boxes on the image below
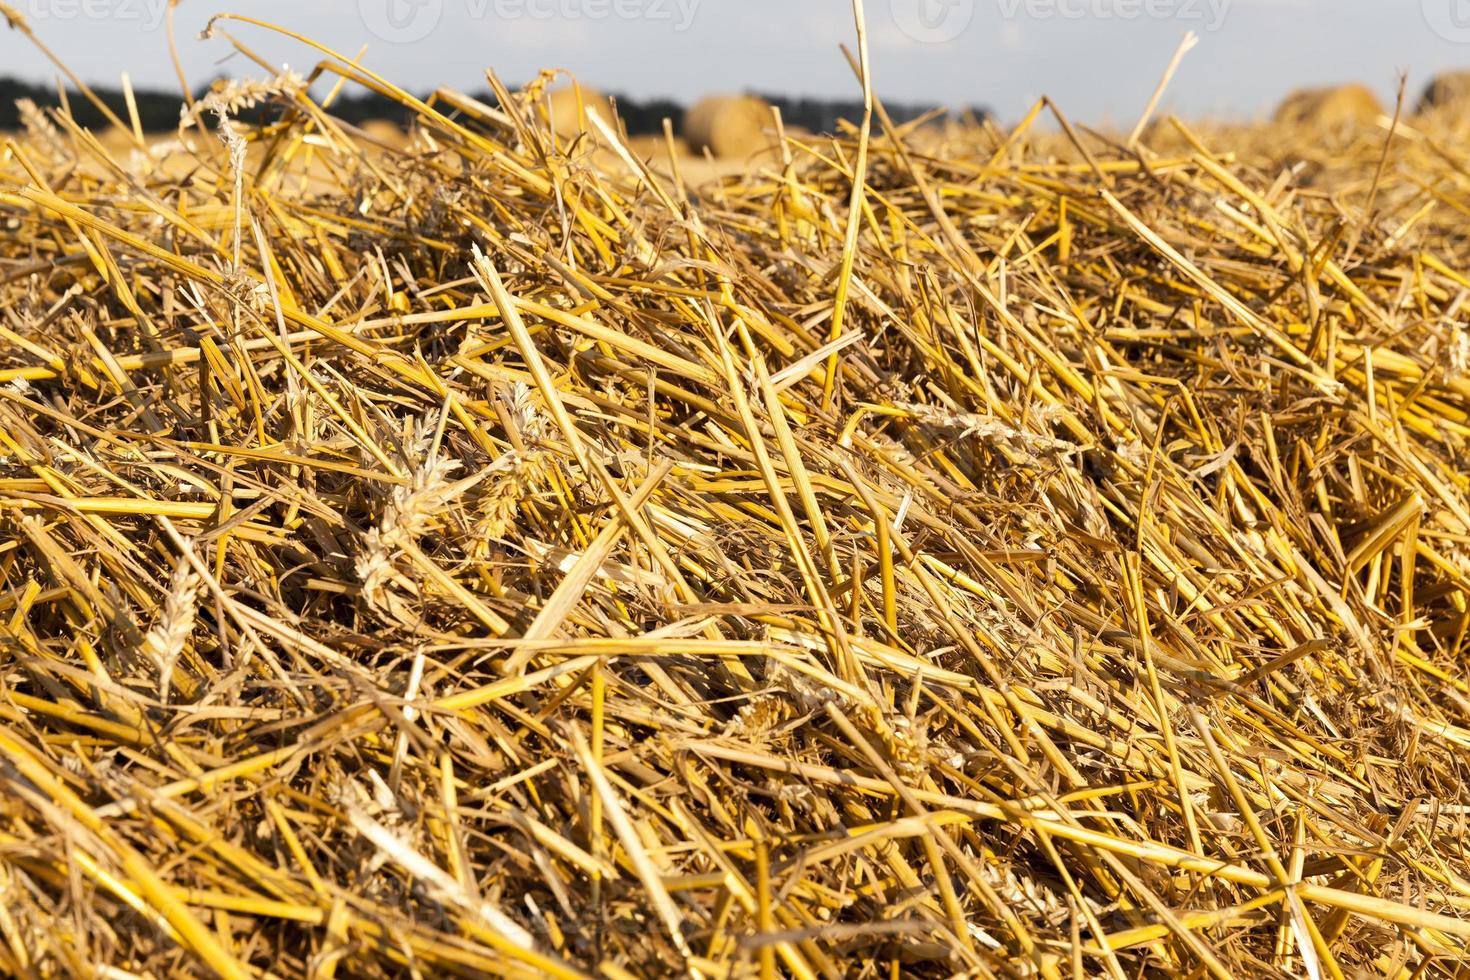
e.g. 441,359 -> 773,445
0,75 -> 986,136
0,76 -> 191,131
756,95 -> 989,134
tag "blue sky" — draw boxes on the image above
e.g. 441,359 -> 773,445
1,0 -> 1466,122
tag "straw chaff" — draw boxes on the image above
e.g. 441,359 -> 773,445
1,21 -> 1469,980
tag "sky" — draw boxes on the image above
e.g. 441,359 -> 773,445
1,0 -> 1469,122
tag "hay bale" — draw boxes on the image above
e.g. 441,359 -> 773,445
684,94 -> 775,159
545,83 -> 616,140
1418,70 -> 1470,113
1272,84 -> 1384,128
356,119 -> 408,148
624,133 -> 689,161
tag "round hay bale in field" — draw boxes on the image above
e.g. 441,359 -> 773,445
624,133 -> 690,162
546,83 -> 617,140
357,119 -> 409,148
1272,84 -> 1384,129
684,95 -> 775,159
1418,71 -> 1470,114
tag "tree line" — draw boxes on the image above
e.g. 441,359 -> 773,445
0,75 -> 986,137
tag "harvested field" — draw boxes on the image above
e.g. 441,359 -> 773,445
2,15 -> 1470,980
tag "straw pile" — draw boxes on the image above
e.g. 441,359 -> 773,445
684,94 -> 775,158
1272,83 -> 1384,128
1,18 -> 1470,980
